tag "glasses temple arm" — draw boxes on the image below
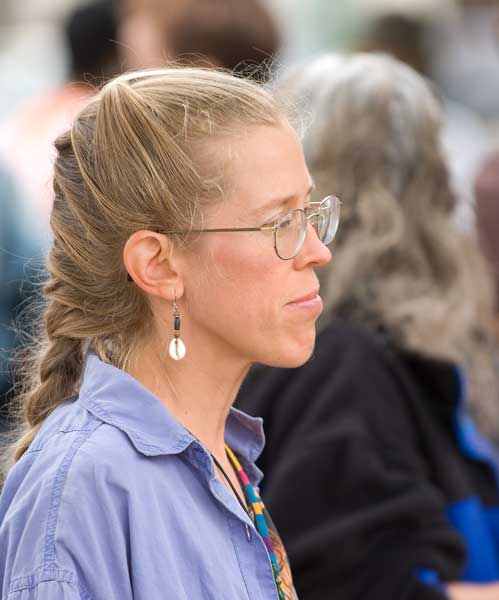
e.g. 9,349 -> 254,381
153,226 -> 275,234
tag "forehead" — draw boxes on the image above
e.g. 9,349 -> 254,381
219,123 -> 312,213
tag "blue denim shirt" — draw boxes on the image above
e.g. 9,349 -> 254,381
0,354 -> 283,599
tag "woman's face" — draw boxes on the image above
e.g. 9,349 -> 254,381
181,123 -> 332,369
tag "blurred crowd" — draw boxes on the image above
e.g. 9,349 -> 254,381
2,0 -> 499,597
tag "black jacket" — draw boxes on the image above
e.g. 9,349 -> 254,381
236,319 -> 499,600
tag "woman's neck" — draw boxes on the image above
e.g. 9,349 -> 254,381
127,340 -> 250,461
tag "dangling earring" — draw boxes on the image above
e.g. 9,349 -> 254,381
168,296 -> 186,361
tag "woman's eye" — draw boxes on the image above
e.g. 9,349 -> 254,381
263,210 -> 287,227
279,214 -> 294,228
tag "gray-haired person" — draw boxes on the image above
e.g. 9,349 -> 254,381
238,53 -> 499,600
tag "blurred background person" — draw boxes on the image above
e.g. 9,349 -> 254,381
118,0 -> 281,79
429,0 -> 499,123
476,152 -> 499,341
237,53 -> 499,600
0,0 -> 120,245
0,165 -> 42,435
0,0 -> 66,121
0,0 -> 118,437
349,0 -> 492,235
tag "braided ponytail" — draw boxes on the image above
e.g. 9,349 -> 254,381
14,338 -> 83,461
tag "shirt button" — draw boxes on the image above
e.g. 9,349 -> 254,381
244,523 -> 252,541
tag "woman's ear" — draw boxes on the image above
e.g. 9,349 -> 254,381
123,231 -> 184,301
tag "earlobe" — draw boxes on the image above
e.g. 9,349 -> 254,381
123,230 -> 184,301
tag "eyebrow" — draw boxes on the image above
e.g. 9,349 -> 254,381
253,183 -> 316,217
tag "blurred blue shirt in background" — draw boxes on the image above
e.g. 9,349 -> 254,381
0,165 -> 43,429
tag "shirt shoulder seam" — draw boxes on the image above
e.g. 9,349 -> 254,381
42,421 -> 103,569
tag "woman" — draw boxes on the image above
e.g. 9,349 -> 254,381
237,54 -> 499,600
0,67 -> 336,599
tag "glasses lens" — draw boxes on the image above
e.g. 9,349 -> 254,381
319,195 -> 340,245
275,209 -> 307,259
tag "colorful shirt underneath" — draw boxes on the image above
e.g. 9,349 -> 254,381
227,445 -> 296,599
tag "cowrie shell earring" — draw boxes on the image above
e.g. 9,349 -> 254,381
168,298 -> 186,360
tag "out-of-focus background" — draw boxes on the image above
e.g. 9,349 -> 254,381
1,0 -> 499,428
2,0 -> 499,236
3,0 -> 499,119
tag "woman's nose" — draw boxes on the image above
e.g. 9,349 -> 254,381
293,221 -> 332,269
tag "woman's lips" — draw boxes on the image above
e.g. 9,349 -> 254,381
286,289 -> 323,312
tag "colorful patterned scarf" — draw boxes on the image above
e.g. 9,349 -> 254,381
225,445 -> 296,600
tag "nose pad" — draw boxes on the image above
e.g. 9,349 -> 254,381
307,214 -> 320,240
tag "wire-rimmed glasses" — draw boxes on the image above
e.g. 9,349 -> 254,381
155,195 -> 340,260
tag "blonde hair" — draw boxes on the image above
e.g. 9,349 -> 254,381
10,67 -> 283,463
279,53 -> 499,437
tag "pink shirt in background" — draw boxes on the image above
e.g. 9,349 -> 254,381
0,84 -> 94,243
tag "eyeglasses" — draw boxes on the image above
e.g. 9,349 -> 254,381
156,195 -> 340,260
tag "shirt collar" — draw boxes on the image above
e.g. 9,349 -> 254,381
78,353 -> 265,467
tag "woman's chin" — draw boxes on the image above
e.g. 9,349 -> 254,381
262,336 -> 317,368
282,348 -> 316,368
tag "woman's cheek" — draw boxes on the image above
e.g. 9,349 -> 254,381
211,237 -> 272,283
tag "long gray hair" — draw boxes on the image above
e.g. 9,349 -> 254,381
278,53 -> 498,438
